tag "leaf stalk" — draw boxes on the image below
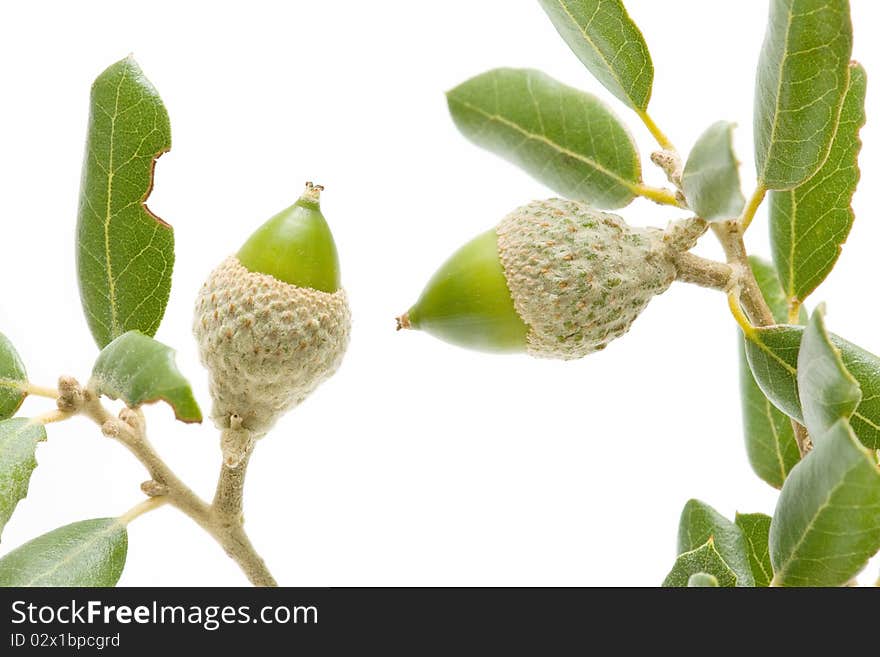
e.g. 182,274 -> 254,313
737,185 -> 767,232
636,108 -> 675,151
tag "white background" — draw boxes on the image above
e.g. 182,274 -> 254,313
1,0 -> 879,586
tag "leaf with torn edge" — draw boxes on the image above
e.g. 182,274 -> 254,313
90,331 -> 202,423
0,419 -> 47,541
76,56 -> 174,349
537,0 -> 653,111
447,68 -> 641,209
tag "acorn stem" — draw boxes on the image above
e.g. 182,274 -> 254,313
214,435 -> 255,522
673,252 -> 732,291
302,180 -> 324,203
665,217 -> 708,252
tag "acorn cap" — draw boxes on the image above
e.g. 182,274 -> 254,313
497,199 -> 676,359
194,256 -> 350,434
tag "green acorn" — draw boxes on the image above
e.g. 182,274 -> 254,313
194,183 -> 350,464
398,198 -> 702,360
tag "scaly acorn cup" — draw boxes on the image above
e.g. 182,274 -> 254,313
398,198 -> 704,360
194,183 -> 351,466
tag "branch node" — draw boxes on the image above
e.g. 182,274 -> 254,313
101,419 -> 124,438
75,391 -> 275,585
57,376 -> 84,412
673,252 -> 732,291
141,479 -> 170,497
794,423 -> 813,457
221,421 -> 255,469
650,149 -> 683,189
120,407 -> 142,431
664,216 -> 708,252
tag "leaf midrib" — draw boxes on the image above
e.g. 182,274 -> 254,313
102,66 -> 128,340
553,0 -> 636,107
763,395 -> 789,484
24,520 -> 123,586
0,378 -> 24,392
448,96 -> 638,192
773,453 -> 867,584
750,333 -> 797,376
675,541 -> 739,586
782,64 -> 861,303
741,522 -> 773,584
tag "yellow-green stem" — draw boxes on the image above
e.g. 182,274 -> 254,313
728,292 -> 756,340
633,183 -> 683,207
636,108 -> 675,151
25,383 -> 60,399
31,409 -> 74,425
788,301 -> 802,325
119,496 -> 168,526
738,185 -> 767,232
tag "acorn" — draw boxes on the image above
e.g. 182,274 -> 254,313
398,198 -> 702,360
194,183 -> 350,464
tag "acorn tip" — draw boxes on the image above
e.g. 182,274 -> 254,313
302,181 -> 324,203
396,313 -> 411,331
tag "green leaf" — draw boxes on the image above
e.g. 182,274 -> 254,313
537,0 -> 653,111
770,419 -> 880,586
735,512 -> 773,587
740,340 -> 800,488
663,539 -> 738,587
744,327 -> 803,422
797,306 -> 861,438
0,332 -> 27,420
0,419 -> 46,541
90,331 -> 202,423
677,499 -> 754,587
687,572 -> 719,587
447,68 -> 640,209
770,62 -> 867,304
748,256 -> 794,324
682,121 -> 745,221
0,518 -> 127,586
753,0 -> 852,189
744,326 -> 880,449
739,258 -> 800,488
76,56 -> 174,349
